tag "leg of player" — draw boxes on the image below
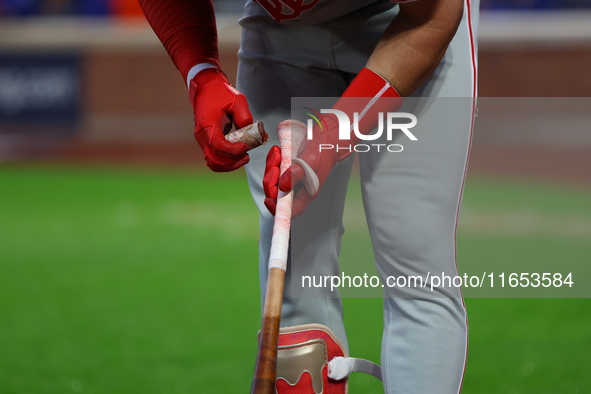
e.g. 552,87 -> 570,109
361,97 -> 473,393
237,11 -> 356,350
357,2 -> 479,393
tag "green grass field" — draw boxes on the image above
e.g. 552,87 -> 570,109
1,165 -> 590,393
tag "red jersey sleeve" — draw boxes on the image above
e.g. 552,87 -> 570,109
139,0 -> 220,82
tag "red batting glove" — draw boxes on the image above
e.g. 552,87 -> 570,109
263,68 -> 402,217
263,117 -> 341,217
263,145 -> 282,215
190,68 -> 254,172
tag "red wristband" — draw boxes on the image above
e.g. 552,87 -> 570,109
330,68 -> 403,160
342,68 -> 402,100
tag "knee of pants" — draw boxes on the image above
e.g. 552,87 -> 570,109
373,211 -> 457,269
367,208 -> 463,300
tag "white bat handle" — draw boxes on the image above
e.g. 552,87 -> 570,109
268,120 -> 307,271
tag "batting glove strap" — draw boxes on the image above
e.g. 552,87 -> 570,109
328,357 -> 382,381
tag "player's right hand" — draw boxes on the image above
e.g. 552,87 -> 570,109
263,117 -> 340,218
263,68 -> 403,218
190,68 -> 253,172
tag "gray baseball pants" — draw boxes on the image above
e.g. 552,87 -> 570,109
237,1 -> 479,392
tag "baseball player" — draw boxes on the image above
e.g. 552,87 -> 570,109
139,0 -> 479,392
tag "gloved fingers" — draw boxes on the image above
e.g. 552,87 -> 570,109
263,145 -> 282,198
227,87 -> 253,129
262,145 -> 282,215
264,197 -> 277,216
278,162 -> 306,193
211,135 -> 253,157
266,181 -> 313,218
220,114 -> 234,136
265,145 -> 282,170
263,166 -> 279,200
291,187 -> 314,218
204,150 -> 250,172
196,124 -> 252,157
